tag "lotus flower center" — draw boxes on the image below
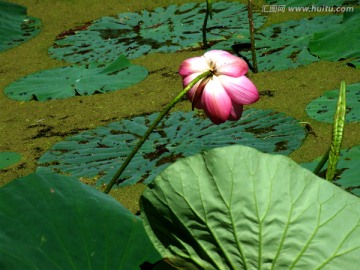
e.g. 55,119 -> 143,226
207,60 -> 217,76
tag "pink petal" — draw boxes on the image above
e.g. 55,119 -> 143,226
183,73 -> 201,88
204,50 -> 248,77
204,50 -> 233,62
184,73 -> 205,109
201,77 -> 232,124
228,102 -> 244,121
203,110 -> 225,125
179,56 -> 209,77
218,75 -> 259,105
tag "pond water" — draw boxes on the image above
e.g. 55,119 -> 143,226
0,0 -> 359,213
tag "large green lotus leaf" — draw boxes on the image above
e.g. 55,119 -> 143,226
0,151 -> 21,169
0,171 -> 161,269
48,2 -> 265,63
214,15 -> 342,71
302,145 -> 360,196
0,2 -> 41,52
37,109 -> 306,187
141,145 -> 360,269
265,0 -> 359,6
306,82 -> 360,123
4,55 -> 148,101
309,10 -> 360,62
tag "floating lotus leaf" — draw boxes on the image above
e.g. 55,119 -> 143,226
265,0 -> 359,6
0,171 -> 161,269
309,10 -> 360,62
4,55 -> 148,101
48,2 -> 266,64
141,145 -> 360,269
306,82 -> 360,123
0,2 -> 41,52
0,151 -> 21,169
348,58 -> 360,69
37,109 -> 306,187
214,14 -> 342,71
301,145 -> 360,196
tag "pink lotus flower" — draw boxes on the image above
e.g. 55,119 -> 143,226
179,50 -> 259,124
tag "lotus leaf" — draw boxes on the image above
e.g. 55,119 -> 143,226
348,58 -> 360,69
48,2 -> 265,64
306,82 -> 360,123
302,145 -> 360,196
141,145 -> 360,269
37,109 -> 306,187
0,151 -> 21,169
214,14 -> 343,71
4,55 -> 148,101
0,171 -> 161,269
309,9 -> 360,62
0,2 -> 41,52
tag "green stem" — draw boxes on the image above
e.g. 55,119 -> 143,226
313,148 -> 329,176
247,0 -> 258,73
202,0 -> 212,49
103,70 -> 212,194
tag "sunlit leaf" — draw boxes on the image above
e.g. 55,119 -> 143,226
141,145 -> 360,269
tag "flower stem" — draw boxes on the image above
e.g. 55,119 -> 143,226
247,0 -> 258,73
103,70 -> 212,194
202,0 -> 212,49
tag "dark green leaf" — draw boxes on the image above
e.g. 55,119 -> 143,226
306,82 -> 360,123
347,58 -> 360,69
309,10 -> 360,62
0,171 -> 161,269
0,151 -> 21,169
0,2 -> 41,52
141,145 -> 360,269
302,145 -> 360,196
48,2 -> 265,63
37,109 -> 306,187
4,55 -> 148,101
214,14 -> 343,71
